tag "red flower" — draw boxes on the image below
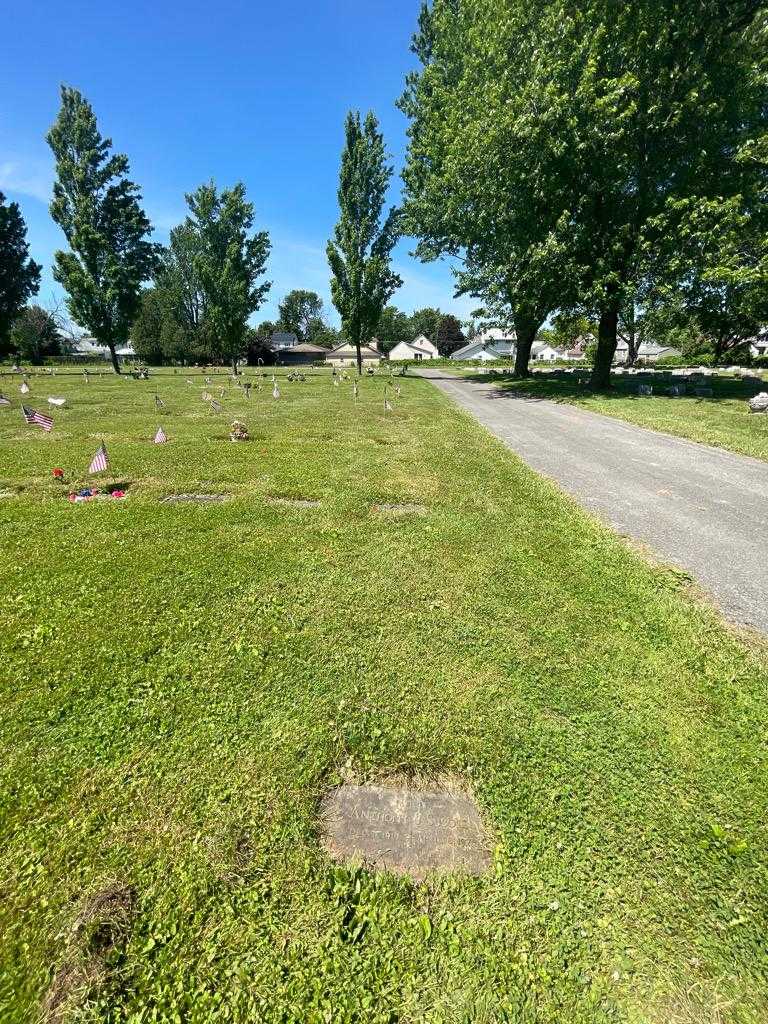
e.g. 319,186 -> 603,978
52,468 -> 64,479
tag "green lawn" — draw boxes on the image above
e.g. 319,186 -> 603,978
1,368 -> 766,1023
454,368 -> 768,461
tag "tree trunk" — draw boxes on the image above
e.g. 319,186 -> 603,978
231,356 -> 239,376
513,325 -> 536,376
590,306 -> 619,388
107,342 -> 121,375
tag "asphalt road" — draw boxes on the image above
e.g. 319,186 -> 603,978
419,368 -> 768,635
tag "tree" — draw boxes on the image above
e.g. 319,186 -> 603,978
435,314 -> 465,356
277,289 -> 324,341
9,305 -> 60,363
183,181 -> 271,373
376,305 -> 413,353
400,2 -> 573,377
408,307 -> 442,342
327,111 -> 402,374
525,1 -> 767,387
47,86 -> 159,374
0,192 -> 41,358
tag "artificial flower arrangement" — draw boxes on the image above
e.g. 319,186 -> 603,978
229,420 -> 250,442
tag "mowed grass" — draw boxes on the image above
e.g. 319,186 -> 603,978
456,368 -> 768,461
1,368 -> 767,1023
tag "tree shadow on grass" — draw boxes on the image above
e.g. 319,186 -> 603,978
468,370 -> 766,404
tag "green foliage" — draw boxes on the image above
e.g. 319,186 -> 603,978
408,307 -> 442,342
327,111 -> 402,372
277,290 -> 324,342
0,192 -> 41,357
435,314 -> 465,356
182,182 -> 271,372
47,87 -> 159,373
375,306 -> 414,353
9,306 -> 60,364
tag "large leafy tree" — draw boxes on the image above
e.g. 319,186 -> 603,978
0,193 -> 41,358
400,1 -> 573,377
435,314 -> 465,356
9,305 -> 60,364
376,305 -> 414,353
47,86 -> 159,374
183,181 -> 271,373
327,111 -> 402,374
277,289 -> 324,341
409,306 -> 442,342
518,0 -> 767,386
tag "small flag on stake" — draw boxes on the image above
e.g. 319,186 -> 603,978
272,383 -> 280,399
201,391 -> 213,402
243,382 -> 252,399
395,385 -> 401,398
88,441 -> 109,474
333,376 -> 339,388
210,399 -> 223,414
155,394 -> 166,411
353,381 -> 359,403
22,404 -> 53,431
0,394 -> 11,407
154,425 -> 168,444
20,381 -> 30,394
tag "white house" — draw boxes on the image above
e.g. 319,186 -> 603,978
613,340 -> 682,364
270,332 -> 299,350
326,341 -> 381,367
388,334 -> 440,361
749,334 -> 768,358
451,328 -> 517,361
530,341 -> 563,362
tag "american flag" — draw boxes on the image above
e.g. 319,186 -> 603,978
201,391 -> 212,402
155,394 -> 166,410
210,399 -> 223,414
0,394 -> 11,407
272,383 -> 280,399
89,442 -> 109,474
154,425 -> 168,444
22,404 -> 53,431
353,382 -> 359,403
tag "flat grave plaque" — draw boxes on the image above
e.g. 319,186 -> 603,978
373,502 -> 428,516
267,496 -> 321,509
161,493 -> 228,504
320,784 -> 491,879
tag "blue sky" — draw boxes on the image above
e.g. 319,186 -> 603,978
1,0 -> 474,329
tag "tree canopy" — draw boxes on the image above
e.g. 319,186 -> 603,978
9,305 -> 60,364
47,86 -> 159,373
327,111 -> 402,373
0,193 -> 41,358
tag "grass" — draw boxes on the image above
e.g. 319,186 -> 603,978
1,367 -> 767,1023
452,367 -> 768,461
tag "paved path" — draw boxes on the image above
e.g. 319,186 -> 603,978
418,369 -> 768,635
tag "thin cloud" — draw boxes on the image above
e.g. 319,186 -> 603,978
0,160 -> 53,204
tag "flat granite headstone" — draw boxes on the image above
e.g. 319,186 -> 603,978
374,502 -> 428,516
321,784 -> 491,879
161,493 -> 228,504
267,496 -> 321,508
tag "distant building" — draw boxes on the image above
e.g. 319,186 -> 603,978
71,337 -> 135,361
270,332 -> 299,350
614,340 -> 682,364
749,334 -> 768,358
451,328 -> 516,361
326,341 -> 381,366
388,335 -> 440,361
277,342 -> 328,365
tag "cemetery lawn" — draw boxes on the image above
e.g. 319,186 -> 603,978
457,369 -> 768,461
1,368 -> 767,1023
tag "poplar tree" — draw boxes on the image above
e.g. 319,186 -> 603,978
47,86 -> 159,373
327,112 -> 401,375
182,181 -> 271,374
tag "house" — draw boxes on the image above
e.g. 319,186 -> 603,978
530,341 -> 563,362
269,332 -> 299,351
388,334 -> 440,361
749,334 -> 768,358
72,337 -> 135,362
326,341 -> 381,367
450,328 -> 517,361
613,340 -> 682,364
277,342 -> 328,365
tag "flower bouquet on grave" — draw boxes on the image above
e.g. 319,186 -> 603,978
229,420 -> 250,442
52,467 -> 65,484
